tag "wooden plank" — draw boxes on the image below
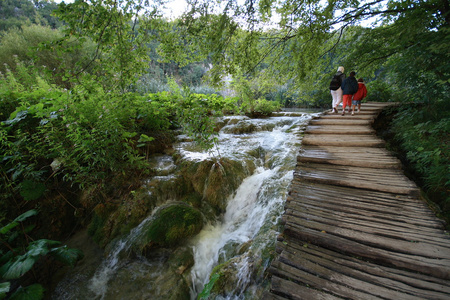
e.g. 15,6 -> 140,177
310,119 -> 373,126
319,114 -> 376,120
280,237 -> 450,298
269,260 -> 387,300
294,163 -> 420,196
267,276 -> 342,300
285,195 -> 447,236
282,237 -> 450,288
278,252 -> 428,300
261,289 -> 290,300
285,199 -> 448,238
298,145 -> 402,169
282,225 -> 450,279
284,214 -> 450,260
284,207 -> 450,247
302,134 -> 385,147
305,125 -> 375,135
288,181 -> 436,213
324,110 -> 380,116
287,182 -> 444,227
288,182 -> 439,219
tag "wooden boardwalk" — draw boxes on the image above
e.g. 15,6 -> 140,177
263,102 -> 450,300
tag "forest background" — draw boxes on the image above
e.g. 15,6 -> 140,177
0,0 -> 448,299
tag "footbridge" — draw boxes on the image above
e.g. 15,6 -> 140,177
263,102 -> 450,299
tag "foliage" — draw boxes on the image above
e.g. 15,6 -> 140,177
0,24 -> 97,88
198,273 -> 220,300
229,69 -> 281,115
0,65 -> 179,239
0,0 -> 60,31
390,101 -> 450,221
0,210 -> 83,299
53,0 -> 169,93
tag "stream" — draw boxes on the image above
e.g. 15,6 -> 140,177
51,110 -> 320,300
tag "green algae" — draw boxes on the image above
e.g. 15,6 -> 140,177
144,203 -> 203,247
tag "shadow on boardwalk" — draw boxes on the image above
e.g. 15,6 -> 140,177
263,102 -> 450,300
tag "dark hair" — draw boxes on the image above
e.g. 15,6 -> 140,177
358,78 -> 364,82
350,71 -> 356,76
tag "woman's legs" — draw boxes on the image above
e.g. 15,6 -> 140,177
331,88 -> 343,113
330,90 -> 338,112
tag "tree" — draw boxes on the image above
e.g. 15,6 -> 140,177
0,0 -> 60,31
53,0 -> 174,92
157,0 -> 449,90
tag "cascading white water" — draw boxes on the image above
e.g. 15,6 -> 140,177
185,114 -> 317,298
88,215 -> 155,299
190,167 -> 282,295
51,111 -> 320,300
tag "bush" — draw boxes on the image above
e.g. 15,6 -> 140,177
390,100 -> 450,222
0,24 -> 97,88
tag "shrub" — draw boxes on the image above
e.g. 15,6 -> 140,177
390,101 -> 450,222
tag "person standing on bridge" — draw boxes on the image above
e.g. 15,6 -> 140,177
329,66 -> 346,114
351,78 -> 368,115
340,71 -> 359,116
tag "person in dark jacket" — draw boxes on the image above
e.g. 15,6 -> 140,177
329,66 -> 346,114
340,71 -> 358,115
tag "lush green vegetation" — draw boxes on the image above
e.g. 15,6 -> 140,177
0,0 -> 448,298
0,210 -> 83,299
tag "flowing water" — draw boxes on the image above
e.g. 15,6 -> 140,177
52,110 -> 320,300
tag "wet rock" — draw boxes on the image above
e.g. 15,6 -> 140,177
223,121 -> 257,134
181,158 -> 248,213
101,254 -> 191,300
206,254 -> 256,298
141,203 -> 203,248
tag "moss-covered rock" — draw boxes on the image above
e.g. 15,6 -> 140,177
98,248 -> 192,300
142,203 -> 203,248
180,158 -> 249,213
204,255 -> 256,298
168,246 -> 195,275
223,120 -> 257,134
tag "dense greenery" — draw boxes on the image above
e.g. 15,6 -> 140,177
389,101 -> 449,219
0,0 -> 60,31
0,0 -> 448,298
0,210 -> 83,299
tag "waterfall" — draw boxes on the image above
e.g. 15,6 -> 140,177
190,167 -> 283,296
88,216 -> 154,299
51,111 -> 320,300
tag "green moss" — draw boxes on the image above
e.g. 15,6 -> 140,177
180,158 -> 249,213
87,214 -> 106,244
181,193 -> 203,208
145,204 -> 203,247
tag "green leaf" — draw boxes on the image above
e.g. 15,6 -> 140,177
9,284 -> 44,300
49,246 -> 84,267
0,282 -> 10,299
198,273 -> 220,300
1,210 -> 38,235
26,240 -> 59,258
122,131 -> 138,138
0,221 -> 19,235
1,255 -> 36,280
14,210 -> 38,223
137,134 -> 154,143
20,181 -> 46,201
